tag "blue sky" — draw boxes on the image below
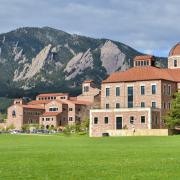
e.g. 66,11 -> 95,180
0,0 -> 180,57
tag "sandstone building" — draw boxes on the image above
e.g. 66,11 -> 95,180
90,43 -> 180,137
6,81 -> 100,130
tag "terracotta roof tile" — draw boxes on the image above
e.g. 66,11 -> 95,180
169,43 -> 180,56
22,105 -> 45,109
28,100 -> 51,105
134,55 -> 154,61
41,112 -> 61,116
37,93 -> 68,97
103,66 -> 180,83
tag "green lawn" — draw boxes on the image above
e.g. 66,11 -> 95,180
0,135 -> 180,180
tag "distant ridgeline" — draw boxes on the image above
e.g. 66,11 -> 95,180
0,27 -> 167,98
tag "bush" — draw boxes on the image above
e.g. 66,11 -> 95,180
21,124 -> 30,131
6,124 -> 15,131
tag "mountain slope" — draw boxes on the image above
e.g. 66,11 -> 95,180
0,27 -> 167,97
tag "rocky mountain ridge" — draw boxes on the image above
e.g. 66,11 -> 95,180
0,27 -> 167,97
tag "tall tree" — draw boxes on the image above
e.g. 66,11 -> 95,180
165,92 -> 180,128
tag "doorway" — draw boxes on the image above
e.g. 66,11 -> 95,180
116,117 -> 123,129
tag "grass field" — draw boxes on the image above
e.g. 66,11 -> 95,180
0,134 -> 180,180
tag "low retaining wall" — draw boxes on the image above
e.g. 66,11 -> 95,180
107,129 -> 169,136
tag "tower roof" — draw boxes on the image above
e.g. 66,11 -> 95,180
169,43 -> 180,56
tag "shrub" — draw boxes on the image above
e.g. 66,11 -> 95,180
6,124 -> 15,131
21,124 -> 30,131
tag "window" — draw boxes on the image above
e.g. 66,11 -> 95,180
141,102 -> 145,107
152,101 -> 157,108
116,103 -> 120,108
69,108 -> 73,111
141,61 -> 143,66
84,86 -> 89,92
12,110 -> 16,117
42,118 -> 44,121
163,84 -> 166,95
168,102 -> 171,109
52,118 -> 53,121
94,117 -> 98,124
106,87 -> 110,96
141,116 -> 146,123
163,102 -> 166,109
174,59 -> 177,67
69,117 -> 73,121
152,84 -> 157,94
155,116 -> 158,125
49,107 -> 58,112
168,85 -> 171,95
105,104 -> 110,109
104,117 -> 109,124
140,85 -> 145,95
116,87 -> 120,96
128,86 -> 133,108
46,118 -> 50,121
147,61 -> 149,66
144,61 -> 147,66
129,116 -> 134,124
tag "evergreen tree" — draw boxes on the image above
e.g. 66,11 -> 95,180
165,92 -> 180,128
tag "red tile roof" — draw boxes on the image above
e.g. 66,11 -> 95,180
22,105 -> 45,110
103,66 -> 180,83
41,112 -> 61,116
28,100 -> 51,105
134,55 -> 154,61
37,93 -> 68,97
169,43 -> 180,56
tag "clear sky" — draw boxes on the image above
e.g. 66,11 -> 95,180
0,0 -> 180,57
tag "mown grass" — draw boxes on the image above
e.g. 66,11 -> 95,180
0,134 -> 180,180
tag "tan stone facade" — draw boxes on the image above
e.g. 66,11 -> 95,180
7,104 -> 45,130
90,108 -> 162,137
6,80 -> 100,130
90,46 -> 180,137
168,56 -> 180,69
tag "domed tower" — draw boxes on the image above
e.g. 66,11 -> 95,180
168,43 -> 180,69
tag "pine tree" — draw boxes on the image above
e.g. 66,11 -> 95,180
165,92 -> 180,128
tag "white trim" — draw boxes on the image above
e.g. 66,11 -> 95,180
151,83 -> 157,85
90,107 -> 151,113
148,108 -> 152,129
127,84 -> 134,87
89,110 -> 92,137
169,55 -> 180,58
